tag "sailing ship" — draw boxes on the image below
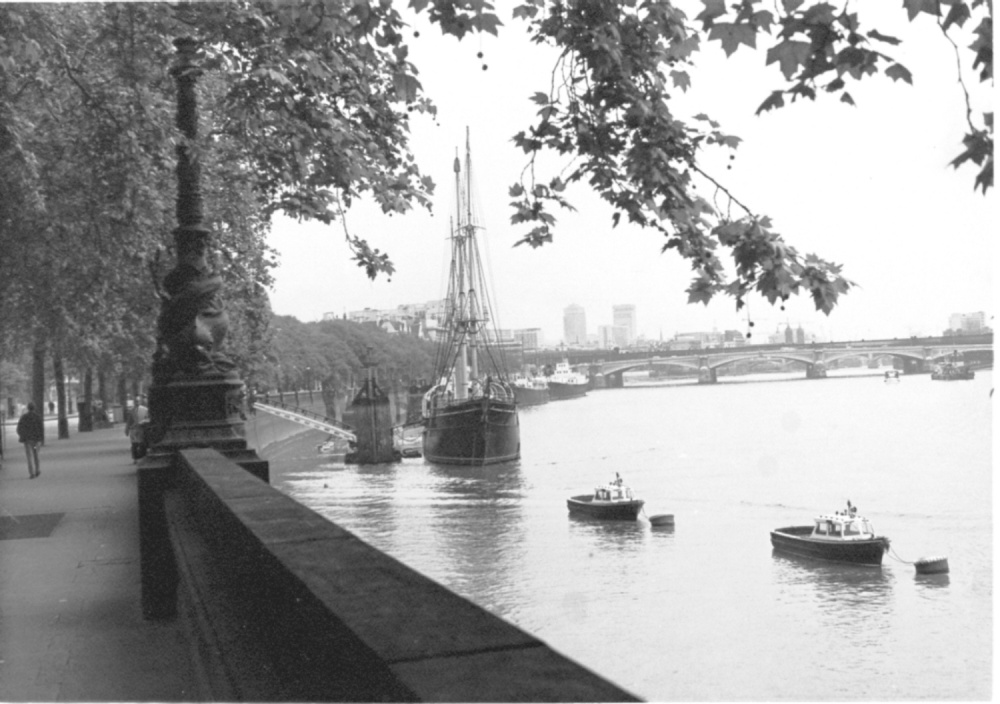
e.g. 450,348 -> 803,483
421,130 -> 520,466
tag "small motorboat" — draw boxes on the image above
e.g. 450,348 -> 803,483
883,370 -> 901,382
567,473 -> 644,521
770,501 -> 890,566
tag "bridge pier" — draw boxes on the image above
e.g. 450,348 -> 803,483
605,372 -> 624,388
806,363 -> 827,379
902,358 -> 931,374
697,366 -> 717,384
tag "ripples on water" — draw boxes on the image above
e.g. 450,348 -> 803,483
256,371 -> 992,701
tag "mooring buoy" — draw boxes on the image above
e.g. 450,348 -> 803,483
914,556 -> 949,575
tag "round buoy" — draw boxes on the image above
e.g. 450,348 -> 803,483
914,556 -> 949,575
649,514 -> 674,527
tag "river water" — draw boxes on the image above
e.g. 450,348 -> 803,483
253,370 -> 992,701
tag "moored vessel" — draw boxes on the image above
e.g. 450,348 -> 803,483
567,473 -> 644,520
545,361 -> 589,400
770,502 -> 890,566
511,373 -> 549,406
931,362 -> 974,380
422,129 -> 519,466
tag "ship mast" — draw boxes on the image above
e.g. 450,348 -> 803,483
464,127 -> 481,384
452,149 -> 469,400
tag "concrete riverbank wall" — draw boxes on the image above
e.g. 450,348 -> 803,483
143,446 -> 640,701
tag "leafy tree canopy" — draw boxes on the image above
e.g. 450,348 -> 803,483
1,0 -> 991,387
199,0 -> 992,315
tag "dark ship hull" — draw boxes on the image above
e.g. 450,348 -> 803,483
546,380 -> 588,400
567,495 -> 644,520
770,526 -> 889,566
423,398 -> 520,466
513,385 -> 549,406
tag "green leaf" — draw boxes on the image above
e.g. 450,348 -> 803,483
866,29 -> 902,45
903,0 -> 941,20
756,90 -> 786,115
942,1 -> 971,29
670,69 -> 691,92
885,63 -> 913,84
695,0 -> 727,29
765,40 -> 812,80
708,22 -> 757,57
840,92 -> 855,106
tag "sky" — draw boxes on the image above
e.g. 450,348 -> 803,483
265,3 -> 994,345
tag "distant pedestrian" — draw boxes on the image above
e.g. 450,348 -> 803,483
125,396 -> 149,461
47,400 -> 54,415
17,402 -> 44,479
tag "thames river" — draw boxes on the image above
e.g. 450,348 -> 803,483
253,369 -> 992,701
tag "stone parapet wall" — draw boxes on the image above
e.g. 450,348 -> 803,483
164,448 -> 641,702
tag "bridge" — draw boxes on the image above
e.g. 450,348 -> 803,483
587,342 -> 993,386
253,400 -> 357,441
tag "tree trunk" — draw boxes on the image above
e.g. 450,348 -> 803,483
32,333 -> 46,444
80,368 -> 94,432
98,367 -> 108,408
116,375 -> 128,423
53,350 -> 69,439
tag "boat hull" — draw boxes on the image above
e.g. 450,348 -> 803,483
547,381 -> 588,400
513,385 -> 549,406
422,398 -> 520,466
770,526 -> 889,566
567,495 -> 644,520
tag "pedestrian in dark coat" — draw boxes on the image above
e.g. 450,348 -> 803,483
16,402 -> 44,479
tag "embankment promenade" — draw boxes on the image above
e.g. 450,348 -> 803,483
0,418 -> 639,702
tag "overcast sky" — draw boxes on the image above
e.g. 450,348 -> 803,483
265,3 -> 994,345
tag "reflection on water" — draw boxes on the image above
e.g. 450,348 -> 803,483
914,572 -> 951,590
771,550 -> 894,611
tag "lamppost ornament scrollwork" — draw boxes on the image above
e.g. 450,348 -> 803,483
151,36 -> 235,387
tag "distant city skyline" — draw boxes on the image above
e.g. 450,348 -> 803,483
325,300 -> 989,347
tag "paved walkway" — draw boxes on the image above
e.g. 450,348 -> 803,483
0,421 -> 198,701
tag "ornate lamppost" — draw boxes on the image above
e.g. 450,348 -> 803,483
139,37 -> 267,620
143,37 -> 265,467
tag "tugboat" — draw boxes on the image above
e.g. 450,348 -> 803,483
511,372 -> 549,406
770,501 -> 891,566
931,362 -> 975,380
932,351 -> 975,380
545,361 -> 589,400
421,130 -> 519,466
567,473 -> 644,520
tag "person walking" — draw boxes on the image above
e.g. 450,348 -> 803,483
16,402 -> 44,479
125,396 -> 149,461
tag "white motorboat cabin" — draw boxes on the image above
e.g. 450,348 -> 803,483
593,473 -> 635,503
810,506 -> 876,542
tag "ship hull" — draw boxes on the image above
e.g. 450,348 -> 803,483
423,398 -> 520,466
513,385 -> 549,406
547,381 -> 588,400
770,526 -> 888,566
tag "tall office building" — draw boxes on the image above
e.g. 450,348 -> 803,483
563,304 -> 587,346
949,311 -> 987,333
513,328 -> 543,350
612,304 -> 637,345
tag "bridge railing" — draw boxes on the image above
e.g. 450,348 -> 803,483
253,399 -> 356,434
